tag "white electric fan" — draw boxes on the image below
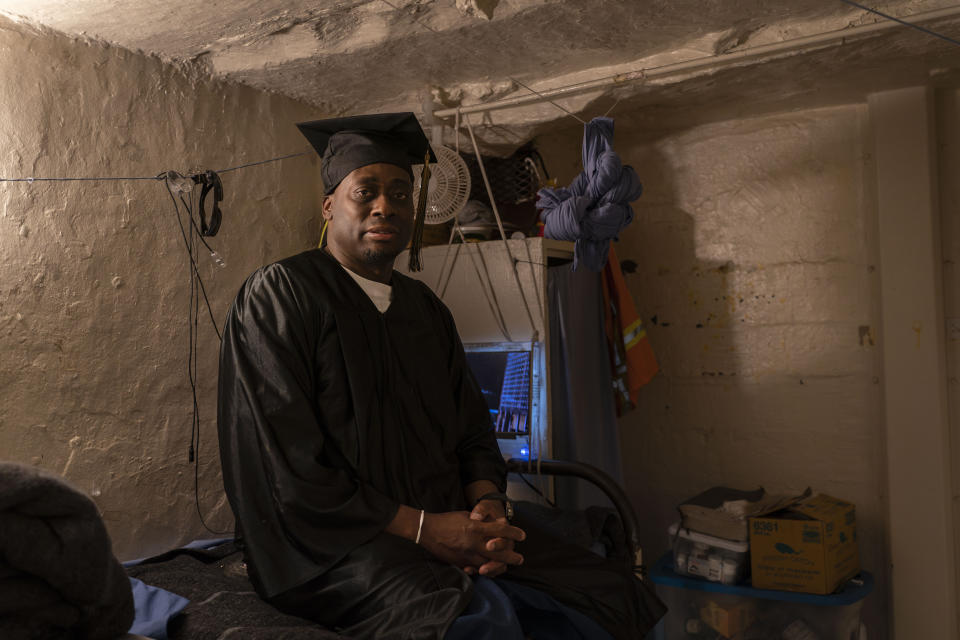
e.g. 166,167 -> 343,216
413,144 -> 471,224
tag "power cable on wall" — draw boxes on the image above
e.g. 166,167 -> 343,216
163,175 -> 231,536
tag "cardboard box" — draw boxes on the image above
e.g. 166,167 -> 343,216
749,493 -> 859,594
699,598 -> 757,637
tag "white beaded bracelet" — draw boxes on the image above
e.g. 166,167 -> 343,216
415,509 -> 425,545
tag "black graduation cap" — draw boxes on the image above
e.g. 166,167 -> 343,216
296,112 -> 436,195
296,112 -> 436,271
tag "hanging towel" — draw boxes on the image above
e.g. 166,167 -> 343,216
601,245 -> 659,414
538,117 -> 642,271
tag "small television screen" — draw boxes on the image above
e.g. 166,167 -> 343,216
465,347 -> 531,436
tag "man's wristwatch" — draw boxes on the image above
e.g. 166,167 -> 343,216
474,492 -> 514,521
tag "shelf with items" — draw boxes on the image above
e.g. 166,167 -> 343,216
646,553 -> 874,640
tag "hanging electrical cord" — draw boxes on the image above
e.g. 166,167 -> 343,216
162,172 -> 231,536
427,114 -> 514,339
454,223 -> 514,341
434,110 -> 467,297
435,227 -> 462,298
436,112 -> 550,496
463,114 -> 541,341
514,470 -> 557,508
162,172 -> 223,341
521,239 -> 544,320
435,112 -> 542,329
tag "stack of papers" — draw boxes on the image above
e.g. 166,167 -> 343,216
678,486 -> 811,541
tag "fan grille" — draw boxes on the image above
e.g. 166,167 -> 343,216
414,145 -> 471,224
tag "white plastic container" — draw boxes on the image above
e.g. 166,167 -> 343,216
669,522 -> 750,585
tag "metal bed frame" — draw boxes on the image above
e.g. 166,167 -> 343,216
506,458 -> 642,570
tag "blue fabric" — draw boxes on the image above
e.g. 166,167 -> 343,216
538,117 -> 642,271
445,577 -> 613,640
123,538 -> 234,567
127,577 -> 189,640
180,537 -> 234,551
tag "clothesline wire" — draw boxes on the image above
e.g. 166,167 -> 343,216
602,94 -> 624,119
216,151 -> 312,174
839,0 -> 960,48
0,149 -> 310,183
0,175 -> 163,182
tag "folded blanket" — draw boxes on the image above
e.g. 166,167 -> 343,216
0,462 -> 134,639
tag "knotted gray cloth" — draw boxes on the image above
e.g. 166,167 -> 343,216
0,462 -> 134,640
538,117 -> 642,271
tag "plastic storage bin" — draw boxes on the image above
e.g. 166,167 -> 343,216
669,522 -> 749,585
646,554 -> 873,640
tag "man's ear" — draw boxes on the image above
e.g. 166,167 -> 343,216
322,194 -> 334,221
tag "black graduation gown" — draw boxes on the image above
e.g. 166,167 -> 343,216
217,248 -> 506,600
217,249 -> 665,639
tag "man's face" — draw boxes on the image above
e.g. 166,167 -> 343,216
322,163 -> 414,275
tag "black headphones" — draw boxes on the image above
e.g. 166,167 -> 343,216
194,170 -> 223,237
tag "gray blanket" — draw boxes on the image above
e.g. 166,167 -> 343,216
0,462 -> 134,640
126,542 -> 345,639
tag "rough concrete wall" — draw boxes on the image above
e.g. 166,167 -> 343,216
537,104 -> 888,636
0,18 -> 323,561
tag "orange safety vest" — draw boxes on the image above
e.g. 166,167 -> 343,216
601,244 -> 659,415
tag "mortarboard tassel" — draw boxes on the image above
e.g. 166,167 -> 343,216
408,150 -> 431,272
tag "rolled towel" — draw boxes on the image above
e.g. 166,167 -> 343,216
0,462 -> 134,640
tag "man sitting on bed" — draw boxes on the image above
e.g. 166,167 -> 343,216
216,112 -> 663,640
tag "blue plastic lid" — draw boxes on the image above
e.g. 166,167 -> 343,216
647,553 -> 874,606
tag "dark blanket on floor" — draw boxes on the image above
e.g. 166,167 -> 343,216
126,542 -> 345,639
0,462 -> 134,640
124,504 -> 641,639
